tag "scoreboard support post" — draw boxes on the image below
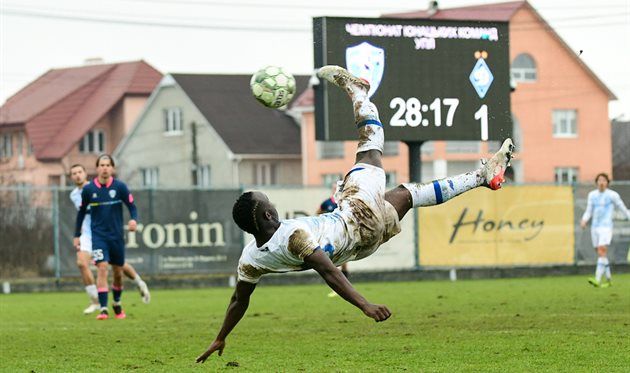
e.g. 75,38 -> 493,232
406,141 -> 423,183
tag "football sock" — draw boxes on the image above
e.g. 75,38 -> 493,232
85,284 -> 98,302
595,257 -> 606,282
402,170 -> 484,207
97,287 -> 108,308
603,257 -> 612,280
112,285 -> 123,303
354,99 -> 383,154
133,274 -> 143,286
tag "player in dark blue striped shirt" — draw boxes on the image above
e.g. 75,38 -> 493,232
74,154 -> 138,320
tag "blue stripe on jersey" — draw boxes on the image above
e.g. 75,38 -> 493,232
433,180 -> 443,204
346,167 -> 365,177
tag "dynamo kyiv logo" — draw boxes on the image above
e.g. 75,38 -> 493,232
345,42 -> 384,98
469,58 -> 494,99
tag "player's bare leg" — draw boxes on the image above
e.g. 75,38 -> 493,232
122,262 -> 150,304
385,139 -> 515,220
317,65 -> 383,169
95,262 -> 110,320
76,251 -> 99,314
112,265 -> 126,319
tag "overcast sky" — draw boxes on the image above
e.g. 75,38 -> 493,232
1,0 -> 628,118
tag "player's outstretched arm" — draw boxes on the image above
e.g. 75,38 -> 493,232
304,250 -> 391,322
196,280 -> 257,363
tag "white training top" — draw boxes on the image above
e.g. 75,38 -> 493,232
581,188 -> 630,228
70,186 -> 91,239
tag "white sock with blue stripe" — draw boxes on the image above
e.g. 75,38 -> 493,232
354,98 -> 384,154
402,170 -> 485,207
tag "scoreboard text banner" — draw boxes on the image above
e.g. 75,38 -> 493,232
418,186 -> 574,266
314,17 -> 511,141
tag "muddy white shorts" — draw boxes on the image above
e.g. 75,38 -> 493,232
335,163 -> 401,260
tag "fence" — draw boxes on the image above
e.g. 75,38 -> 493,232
1,183 -> 629,280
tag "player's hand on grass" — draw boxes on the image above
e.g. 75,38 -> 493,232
196,339 -> 225,363
73,237 -> 81,251
128,219 -> 137,232
362,303 -> 391,322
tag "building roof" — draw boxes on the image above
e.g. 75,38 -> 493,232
0,60 -> 162,160
384,0 -> 523,21
384,0 -> 616,100
171,73 -> 308,155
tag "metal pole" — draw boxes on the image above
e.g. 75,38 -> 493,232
52,187 -> 61,285
405,141 -> 424,269
406,141 -> 423,183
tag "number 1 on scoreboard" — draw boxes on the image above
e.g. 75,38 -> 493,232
474,104 -> 488,141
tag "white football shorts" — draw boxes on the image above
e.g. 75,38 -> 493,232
591,227 -> 612,248
79,234 -> 92,253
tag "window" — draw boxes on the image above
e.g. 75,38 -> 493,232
385,172 -> 397,186
322,173 -> 343,187
254,163 -> 277,185
553,110 -> 577,137
0,133 -> 12,158
164,107 -> 183,134
195,165 -> 211,187
317,141 -> 344,159
446,141 -> 480,153
79,130 -> 105,153
141,167 -> 159,187
447,161 -> 480,177
17,132 -> 23,155
421,141 -> 434,155
511,53 -> 537,82
555,167 -> 578,184
383,141 -> 399,156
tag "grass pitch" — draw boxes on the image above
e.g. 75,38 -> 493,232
1,274 -> 629,372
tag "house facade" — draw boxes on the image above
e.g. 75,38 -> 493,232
290,0 -> 615,185
0,60 -> 162,186
114,74 -> 308,188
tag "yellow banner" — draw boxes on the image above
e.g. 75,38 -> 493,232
418,186 -> 574,266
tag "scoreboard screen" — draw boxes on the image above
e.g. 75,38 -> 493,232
313,17 -> 511,141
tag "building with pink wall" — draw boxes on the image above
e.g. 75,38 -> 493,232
292,1 -> 615,185
0,61 -> 162,186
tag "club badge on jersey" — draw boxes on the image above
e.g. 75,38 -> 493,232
109,190 -> 117,198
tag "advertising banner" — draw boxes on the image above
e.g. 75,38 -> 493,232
58,189 -> 243,276
418,186 -> 574,266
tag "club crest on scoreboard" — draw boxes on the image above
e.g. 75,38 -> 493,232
345,42 -> 384,98
469,58 -> 494,99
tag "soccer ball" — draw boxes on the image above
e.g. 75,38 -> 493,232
250,66 -> 296,109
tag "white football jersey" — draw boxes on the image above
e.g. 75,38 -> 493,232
70,186 -> 91,239
237,163 -> 401,284
582,189 -> 630,228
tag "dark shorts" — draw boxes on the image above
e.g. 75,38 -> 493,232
91,236 -> 125,266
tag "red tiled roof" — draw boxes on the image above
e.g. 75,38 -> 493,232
0,60 -> 162,160
383,0 -> 524,21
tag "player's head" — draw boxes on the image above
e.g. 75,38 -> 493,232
595,172 -> 609,190
96,154 -> 115,179
232,191 -> 279,234
69,164 -> 87,186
